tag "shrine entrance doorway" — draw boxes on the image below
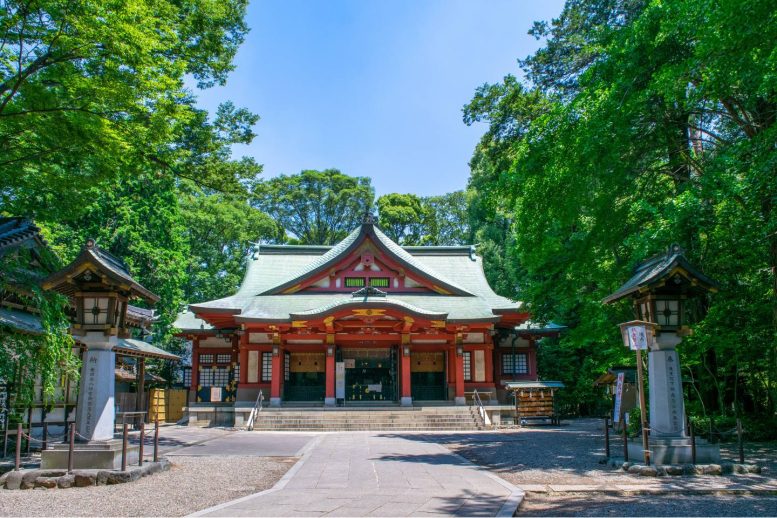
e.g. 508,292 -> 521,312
340,347 -> 398,403
284,352 -> 325,402
411,351 -> 447,401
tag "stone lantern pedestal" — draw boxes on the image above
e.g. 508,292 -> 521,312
41,334 -> 139,470
627,333 -> 720,464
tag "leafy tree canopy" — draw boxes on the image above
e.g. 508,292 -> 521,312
251,169 -> 375,245
465,0 -> 777,419
0,0 -> 256,221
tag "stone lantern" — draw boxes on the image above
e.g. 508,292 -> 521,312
41,239 -> 158,468
604,244 -> 720,464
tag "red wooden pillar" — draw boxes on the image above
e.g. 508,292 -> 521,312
454,345 -> 465,405
325,345 -> 335,406
191,338 -> 200,402
239,333 -> 249,385
401,347 -> 412,406
485,347 -> 494,383
270,347 -> 282,406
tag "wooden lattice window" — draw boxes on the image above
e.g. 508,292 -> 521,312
199,367 -> 213,387
199,353 -> 214,364
262,352 -> 273,381
502,353 -> 528,375
369,277 -> 390,288
213,367 -> 230,386
345,277 -> 365,288
463,352 -> 472,381
217,354 -> 231,364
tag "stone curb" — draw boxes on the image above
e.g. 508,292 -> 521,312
0,458 -> 171,490
616,461 -> 762,477
520,486 -> 777,496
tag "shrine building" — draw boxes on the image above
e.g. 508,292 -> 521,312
175,218 -> 556,413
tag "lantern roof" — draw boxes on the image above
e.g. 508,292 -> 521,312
42,239 -> 159,303
603,244 -> 718,304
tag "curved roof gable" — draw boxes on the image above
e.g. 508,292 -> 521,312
259,222 -> 473,296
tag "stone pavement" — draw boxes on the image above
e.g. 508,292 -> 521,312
191,432 -> 523,517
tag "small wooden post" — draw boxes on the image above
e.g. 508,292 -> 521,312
121,423 -> 128,472
14,423 -> 21,471
138,421 -> 145,466
688,417 -> 696,464
635,348 -> 650,465
622,418 -> 629,462
737,418 -> 744,463
3,420 -> 8,458
153,417 -> 159,463
136,358 -> 146,426
25,408 -> 31,455
67,423 -> 75,474
604,417 -> 610,458
42,422 -> 48,451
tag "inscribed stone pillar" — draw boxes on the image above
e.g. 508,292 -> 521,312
75,333 -> 117,442
648,333 -> 686,437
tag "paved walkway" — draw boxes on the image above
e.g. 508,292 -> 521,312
191,432 -> 522,517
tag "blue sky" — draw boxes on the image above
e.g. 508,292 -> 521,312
194,0 -> 566,196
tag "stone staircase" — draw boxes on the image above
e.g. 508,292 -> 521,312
249,406 -> 487,432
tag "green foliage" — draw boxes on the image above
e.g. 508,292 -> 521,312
466,0 -> 777,424
251,169 -> 375,245
0,0 -> 254,220
0,246 -> 77,406
376,191 -> 472,246
377,193 -> 426,245
181,187 -> 284,302
0,0 -> 265,388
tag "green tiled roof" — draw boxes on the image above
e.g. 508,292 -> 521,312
173,310 -> 214,331
0,307 -> 44,334
503,381 -> 565,390
189,222 -> 523,324
114,338 -> 179,361
0,307 -> 177,360
603,244 -> 719,304
258,223 -> 472,296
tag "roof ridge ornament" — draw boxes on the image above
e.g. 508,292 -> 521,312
668,243 -> 684,256
362,208 -> 376,225
352,286 -> 387,298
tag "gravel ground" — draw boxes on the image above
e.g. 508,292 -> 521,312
519,492 -> 777,516
435,419 -> 777,516
440,418 -> 775,487
0,456 -> 295,517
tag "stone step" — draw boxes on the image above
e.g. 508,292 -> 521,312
248,406 -> 486,431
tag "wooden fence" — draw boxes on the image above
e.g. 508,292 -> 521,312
148,388 -> 187,423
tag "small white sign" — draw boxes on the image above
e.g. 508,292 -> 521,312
613,372 -> 625,422
210,387 -> 222,402
367,383 -> 382,393
626,325 -> 649,350
344,359 -> 356,369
